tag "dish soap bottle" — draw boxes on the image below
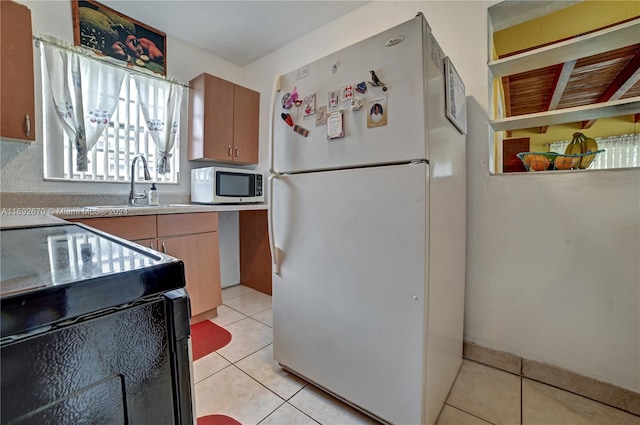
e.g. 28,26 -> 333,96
148,183 -> 159,205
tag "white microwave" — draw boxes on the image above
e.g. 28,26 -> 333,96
191,166 -> 264,204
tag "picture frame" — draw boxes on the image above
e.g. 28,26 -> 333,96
367,97 -> 388,128
444,56 -> 467,135
72,0 -> 166,75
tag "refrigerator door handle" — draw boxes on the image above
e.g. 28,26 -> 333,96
268,74 -> 281,175
268,73 -> 282,275
268,173 -> 281,275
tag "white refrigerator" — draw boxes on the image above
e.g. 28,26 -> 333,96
268,13 -> 466,425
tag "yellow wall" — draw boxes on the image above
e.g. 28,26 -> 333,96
509,116 -> 640,151
494,1 -> 640,56
493,1 -> 639,169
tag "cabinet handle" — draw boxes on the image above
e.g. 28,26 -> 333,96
24,114 -> 31,137
161,242 -> 166,253
235,147 -> 239,158
228,146 -> 232,158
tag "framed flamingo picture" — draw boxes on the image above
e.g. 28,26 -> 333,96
72,0 -> 166,75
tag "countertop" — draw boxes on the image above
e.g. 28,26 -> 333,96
52,202 -> 268,219
0,203 -> 268,229
0,214 -> 69,229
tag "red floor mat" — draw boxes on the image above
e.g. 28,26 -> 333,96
197,414 -> 242,425
191,320 -> 232,361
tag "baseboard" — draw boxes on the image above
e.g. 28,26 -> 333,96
463,340 -> 521,375
463,341 -> 640,416
190,307 -> 218,325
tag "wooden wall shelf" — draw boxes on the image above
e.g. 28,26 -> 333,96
489,18 -> 640,79
490,96 -> 640,132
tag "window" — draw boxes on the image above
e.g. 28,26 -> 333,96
487,1 -> 640,173
550,134 -> 639,169
41,43 -> 182,184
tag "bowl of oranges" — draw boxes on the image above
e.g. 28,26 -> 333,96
516,151 -> 602,172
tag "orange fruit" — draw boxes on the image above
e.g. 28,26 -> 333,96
528,154 -> 550,171
522,154 -> 534,166
554,155 -> 575,170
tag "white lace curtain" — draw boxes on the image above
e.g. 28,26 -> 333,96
549,134 -> 640,169
42,44 -> 126,171
133,75 -> 183,174
41,43 -> 183,174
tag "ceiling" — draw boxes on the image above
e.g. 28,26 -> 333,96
100,1 -> 369,67
93,0 -> 639,133
501,22 -> 640,132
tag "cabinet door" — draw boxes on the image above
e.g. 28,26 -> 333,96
239,210 -> 271,295
188,73 -> 234,161
1,0 -> 35,142
70,216 -> 157,241
157,212 -> 218,237
134,238 -> 158,251
233,85 -> 260,164
159,232 -> 221,318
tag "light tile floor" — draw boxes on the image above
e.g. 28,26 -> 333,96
194,285 -> 640,425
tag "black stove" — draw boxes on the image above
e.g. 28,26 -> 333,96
1,223 -> 193,424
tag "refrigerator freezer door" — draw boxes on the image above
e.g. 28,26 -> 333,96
273,16 -> 434,173
272,163 -> 429,424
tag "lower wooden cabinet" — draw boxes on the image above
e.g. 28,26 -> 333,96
136,238 -> 158,251
158,232 -> 221,319
239,210 -> 272,295
70,215 -> 157,241
70,212 -> 222,322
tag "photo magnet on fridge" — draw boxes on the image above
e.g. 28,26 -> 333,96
303,94 -> 316,116
328,89 -> 340,108
367,97 -> 387,128
282,92 -> 293,110
341,84 -> 354,102
327,110 -> 344,140
316,105 -> 328,126
293,124 -> 309,137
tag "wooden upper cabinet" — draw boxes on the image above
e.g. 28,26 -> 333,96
188,73 -> 234,161
188,73 -> 259,164
233,84 -> 260,164
1,0 -> 35,143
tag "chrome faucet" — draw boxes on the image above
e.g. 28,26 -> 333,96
129,154 -> 152,206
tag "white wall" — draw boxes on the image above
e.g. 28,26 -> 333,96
0,0 -> 243,287
244,1 -> 640,392
2,0 -> 638,392
0,0 -> 245,197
